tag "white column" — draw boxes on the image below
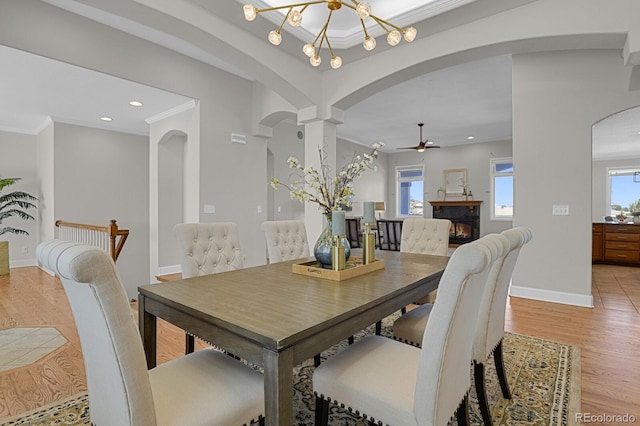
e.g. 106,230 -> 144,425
298,106 -> 344,249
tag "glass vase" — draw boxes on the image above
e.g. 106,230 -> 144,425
314,214 -> 351,269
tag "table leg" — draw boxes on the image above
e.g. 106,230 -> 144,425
263,346 -> 293,426
138,294 -> 157,369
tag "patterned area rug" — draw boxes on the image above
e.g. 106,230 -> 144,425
0,318 -> 580,426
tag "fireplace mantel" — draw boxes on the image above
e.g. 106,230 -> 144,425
429,200 -> 483,214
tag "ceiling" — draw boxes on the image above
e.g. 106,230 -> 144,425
1,0 -> 639,159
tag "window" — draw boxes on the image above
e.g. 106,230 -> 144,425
491,158 -> 513,220
396,165 -> 424,217
608,167 -> 640,216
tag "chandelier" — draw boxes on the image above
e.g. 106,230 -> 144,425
243,0 -> 417,69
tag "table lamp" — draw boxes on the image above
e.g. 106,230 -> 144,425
375,202 -> 385,219
362,202 -> 376,264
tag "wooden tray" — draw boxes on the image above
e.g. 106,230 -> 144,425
292,257 -> 385,281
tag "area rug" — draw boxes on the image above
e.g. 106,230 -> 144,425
0,319 -> 580,426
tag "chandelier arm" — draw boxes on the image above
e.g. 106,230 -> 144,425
369,15 -> 406,33
325,36 -> 336,57
276,9 -> 291,32
359,18 -> 370,38
317,9 -> 333,50
255,1 -> 326,14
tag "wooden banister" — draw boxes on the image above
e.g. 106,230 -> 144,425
55,219 -> 129,262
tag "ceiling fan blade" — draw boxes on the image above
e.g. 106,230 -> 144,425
398,146 -> 421,150
424,145 -> 441,149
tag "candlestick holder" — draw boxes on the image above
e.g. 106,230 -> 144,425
331,235 -> 346,271
362,223 -> 376,264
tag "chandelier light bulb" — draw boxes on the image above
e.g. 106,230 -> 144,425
363,35 -> 376,51
355,2 -> 371,19
310,55 -> 322,67
303,43 -> 315,57
288,9 -> 302,27
243,4 -> 257,21
268,30 -> 282,45
404,27 -> 417,42
387,30 -> 401,46
330,55 -> 342,69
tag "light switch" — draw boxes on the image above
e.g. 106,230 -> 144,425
204,204 -> 215,214
257,205 -> 262,213
552,205 -> 569,215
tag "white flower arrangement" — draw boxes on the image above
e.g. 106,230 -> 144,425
270,142 -> 384,216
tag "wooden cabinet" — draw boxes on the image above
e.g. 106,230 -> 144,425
600,223 -> 640,265
592,223 -> 603,262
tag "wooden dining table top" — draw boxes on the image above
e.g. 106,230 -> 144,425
138,250 -> 449,356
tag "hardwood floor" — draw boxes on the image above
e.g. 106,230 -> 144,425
0,264 -> 639,421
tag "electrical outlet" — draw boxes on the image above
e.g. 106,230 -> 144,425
204,204 -> 215,214
21,247 -> 28,254
552,205 -> 569,215
257,205 -> 262,213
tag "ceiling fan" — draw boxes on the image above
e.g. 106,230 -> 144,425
399,123 -> 440,152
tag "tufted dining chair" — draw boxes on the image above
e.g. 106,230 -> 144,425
174,222 -> 245,353
400,218 -> 451,305
36,240 -> 265,426
392,229 -> 531,425
313,234 -> 505,426
472,227 -> 532,425
261,220 -> 310,263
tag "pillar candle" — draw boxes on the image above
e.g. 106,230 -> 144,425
332,211 -> 346,236
363,201 -> 375,225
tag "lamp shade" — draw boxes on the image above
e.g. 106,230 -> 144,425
375,202 -> 385,211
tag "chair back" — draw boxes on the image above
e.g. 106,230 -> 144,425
400,218 -> 451,256
36,240 -> 156,426
473,227 -> 533,362
173,222 -> 244,278
414,233 -> 508,425
261,220 -> 310,263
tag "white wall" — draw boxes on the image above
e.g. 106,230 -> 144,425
386,139 -> 513,236
53,123 -> 149,300
337,138 -> 389,218
36,122 -> 54,244
0,130 -> 38,266
592,157 -> 640,221
512,49 -> 640,307
266,120 -> 305,221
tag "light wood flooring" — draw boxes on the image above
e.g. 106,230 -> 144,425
0,264 -> 639,421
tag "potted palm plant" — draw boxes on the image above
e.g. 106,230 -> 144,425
0,177 -> 38,275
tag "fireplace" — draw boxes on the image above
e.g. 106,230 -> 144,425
429,201 -> 482,245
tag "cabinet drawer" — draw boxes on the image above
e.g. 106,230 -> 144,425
592,223 -> 603,234
604,225 -> 640,234
605,241 -> 640,250
604,249 -> 640,263
605,233 -> 640,242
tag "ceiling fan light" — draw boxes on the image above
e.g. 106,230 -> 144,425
426,140 -> 433,145
268,30 -> 282,45
243,4 -> 257,21
404,27 -> 417,42
288,9 -> 302,27
356,2 -> 371,19
387,30 -> 401,46
417,147 -> 425,152
330,55 -> 342,69
303,43 -> 315,57
363,35 -> 376,51
310,55 -> 322,67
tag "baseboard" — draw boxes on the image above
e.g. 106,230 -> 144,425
157,264 -> 181,276
10,258 -> 37,268
38,264 -> 56,276
509,285 -> 594,308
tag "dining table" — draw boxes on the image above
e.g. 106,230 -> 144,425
138,249 -> 448,426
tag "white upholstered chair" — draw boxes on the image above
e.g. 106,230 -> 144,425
313,234 -> 506,426
174,222 -> 245,353
36,240 -> 264,426
472,227 -> 532,425
261,220 -> 310,263
400,218 -> 451,304
392,229 -> 531,425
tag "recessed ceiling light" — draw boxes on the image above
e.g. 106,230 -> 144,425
100,116 -> 113,122
467,136 -> 475,140
129,100 -> 143,107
